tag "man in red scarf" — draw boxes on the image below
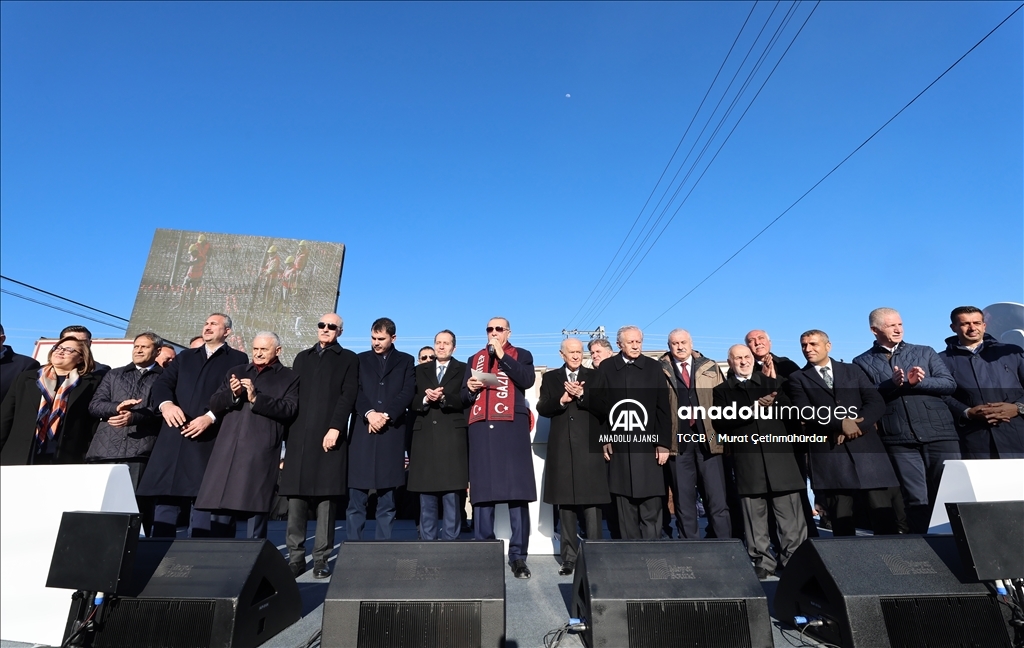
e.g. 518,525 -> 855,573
462,317 -> 537,579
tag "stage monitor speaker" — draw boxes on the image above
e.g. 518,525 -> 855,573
570,539 -> 772,648
322,540 -> 505,648
47,511 -> 140,595
946,500 -> 1024,581
62,538 -> 301,648
774,536 -> 1010,648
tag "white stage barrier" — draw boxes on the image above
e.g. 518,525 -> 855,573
0,464 -> 138,647
929,458 -> 1024,533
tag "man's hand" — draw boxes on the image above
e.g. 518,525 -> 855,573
757,391 -> 777,408
838,417 -> 864,444
323,428 -> 341,451
906,366 -> 926,386
181,415 -> 213,438
425,387 -> 444,403
491,339 -> 505,359
602,443 -> 614,462
565,380 -> 584,398
161,403 -> 187,428
972,403 -> 1019,424
240,378 -> 256,404
892,365 -> 906,387
467,377 -> 484,393
761,354 -> 776,379
655,446 -> 669,466
366,411 -> 388,433
108,411 -> 132,427
229,374 -> 244,397
116,398 -> 141,412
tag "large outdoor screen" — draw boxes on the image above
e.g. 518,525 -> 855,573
127,229 -> 345,365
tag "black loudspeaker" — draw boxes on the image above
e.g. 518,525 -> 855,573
946,500 -> 1024,580
570,540 -> 772,648
774,536 -> 1010,648
47,511 -> 140,595
322,540 -> 505,648
63,539 -> 301,648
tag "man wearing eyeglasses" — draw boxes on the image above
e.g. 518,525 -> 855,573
347,318 -> 416,542
279,314 -> 359,578
409,330 -> 470,541
417,347 -> 436,365
463,318 -> 537,579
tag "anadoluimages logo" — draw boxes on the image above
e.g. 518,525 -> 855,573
609,399 -> 648,432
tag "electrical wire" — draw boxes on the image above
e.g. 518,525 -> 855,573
644,1 -> 1024,329
1,289 -> 127,332
0,275 -> 130,322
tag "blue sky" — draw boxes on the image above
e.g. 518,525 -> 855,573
2,1 -> 1021,367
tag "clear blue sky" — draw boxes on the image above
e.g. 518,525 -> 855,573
2,1 -> 1021,367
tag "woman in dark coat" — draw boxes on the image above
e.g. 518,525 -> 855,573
195,334 -> 299,536
1,336 -> 100,465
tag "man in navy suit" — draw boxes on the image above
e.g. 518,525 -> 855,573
785,329 -> 899,537
347,318 -> 416,541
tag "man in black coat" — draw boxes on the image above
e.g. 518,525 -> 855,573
196,332 -> 299,539
347,317 -> 416,541
785,329 -> 899,537
713,345 -> 807,579
537,338 -> 609,576
589,325 -> 671,540
408,330 -> 470,541
280,313 -> 359,578
0,324 -> 40,404
137,313 -> 248,537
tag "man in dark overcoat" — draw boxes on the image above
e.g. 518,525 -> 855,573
279,313 -> 358,578
138,313 -> 248,537
588,325 -> 671,540
713,345 -> 807,578
461,317 -> 537,579
196,332 -> 298,538
537,337 -> 609,576
347,317 -> 416,541
408,330 -> 469,541
785,329 -> 899,537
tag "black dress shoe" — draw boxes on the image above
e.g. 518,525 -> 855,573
313,561 -> 331,579
558,562 -> 575,576
510,559 -> 531,579
289,561 -> 306,578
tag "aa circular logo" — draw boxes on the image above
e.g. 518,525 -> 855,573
609,399 -> 648,432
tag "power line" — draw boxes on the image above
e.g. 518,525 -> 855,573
1,289 -> 127,332
567,1 -> 761,328
645,1 -> 1024,329
0,275 -> 131,322
581,1 -> 817,326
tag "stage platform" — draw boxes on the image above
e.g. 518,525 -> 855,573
0,518 -> 969,648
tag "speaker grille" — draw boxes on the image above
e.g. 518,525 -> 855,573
356,601 -> 482,648
880,596 -> 1010,648
625,600 -> 752,648
93,599 -> 216,648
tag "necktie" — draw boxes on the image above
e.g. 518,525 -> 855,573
820,366 -> 833,388
437,364 -> 445,383
569,372 -> 577,383
680,362 -> 691,388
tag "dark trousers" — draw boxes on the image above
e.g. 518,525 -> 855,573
615,494 -> 662,540
287,497 -> 337,565
347,488 -> 396,540
152,497 -> 234,538
672,443 -> 731,539
741,491 -> 807,572
558,505 -> 602,564
818,488 -> 899,537
887,440 -> 960,533
419,492 -> 461,541
475,501 -> 530,564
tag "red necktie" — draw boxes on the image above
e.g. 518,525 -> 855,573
680,362 -> 694,426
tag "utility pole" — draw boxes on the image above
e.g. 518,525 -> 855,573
561,325 -> 607,340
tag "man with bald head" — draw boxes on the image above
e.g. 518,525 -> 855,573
714,345 -> 807,578
538,338 -> 609,575
745,330 -> 800,381
658,328 -> 730,539
279,314 -> 359,577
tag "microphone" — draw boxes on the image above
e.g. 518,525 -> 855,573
487,344 -> 496,356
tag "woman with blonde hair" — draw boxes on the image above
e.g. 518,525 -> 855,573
1,336 -> 100,465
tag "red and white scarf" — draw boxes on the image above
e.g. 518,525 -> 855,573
35,366 -> 80,447
467,344 -> 518,425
